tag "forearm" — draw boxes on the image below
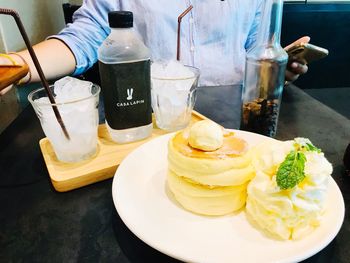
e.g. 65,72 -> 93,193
11,38 -> 76,83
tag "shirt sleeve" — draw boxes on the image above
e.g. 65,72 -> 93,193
49,0 -> 120,75
244,0 -> 264,51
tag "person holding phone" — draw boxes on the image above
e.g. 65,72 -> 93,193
0,0 -> 308,95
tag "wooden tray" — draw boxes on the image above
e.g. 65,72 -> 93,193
39,111 -> 208,192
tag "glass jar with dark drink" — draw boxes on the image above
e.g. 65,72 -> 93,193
240,0 -> 288,137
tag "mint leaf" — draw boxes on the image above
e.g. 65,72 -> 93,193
276,151 -> 306,190
305,142 -> 321,153
293,138 -> 322,153
276,138 -> 322,189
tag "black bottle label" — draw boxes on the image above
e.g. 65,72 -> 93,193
99,59 -> 152,130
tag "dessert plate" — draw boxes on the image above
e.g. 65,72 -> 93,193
112,131 -> 345,263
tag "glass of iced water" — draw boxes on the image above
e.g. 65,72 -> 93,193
151,61 -> 200,131
28,77 -> 100,163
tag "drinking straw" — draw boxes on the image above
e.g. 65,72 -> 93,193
177,5 -> 193,61
0,8 -> 70,140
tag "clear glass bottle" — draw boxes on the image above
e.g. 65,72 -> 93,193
98,11 -> 152,143
240,0 -> 288,137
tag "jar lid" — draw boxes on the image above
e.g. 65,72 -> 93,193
108,11 -> 133,28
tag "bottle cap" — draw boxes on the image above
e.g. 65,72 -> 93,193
108,11 -> 133,28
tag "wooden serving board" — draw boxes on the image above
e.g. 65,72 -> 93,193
39,111 -> 208,192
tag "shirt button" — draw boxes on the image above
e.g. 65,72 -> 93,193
190,46 -> 195,52
189,18 -> 194,24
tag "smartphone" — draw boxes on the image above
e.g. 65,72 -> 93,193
286,43 -> 329,64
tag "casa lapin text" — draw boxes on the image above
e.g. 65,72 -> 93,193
116,87 -> 145,108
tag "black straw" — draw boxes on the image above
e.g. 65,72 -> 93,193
0,8 -> 70,140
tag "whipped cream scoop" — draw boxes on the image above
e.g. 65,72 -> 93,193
246,139 -> 332,240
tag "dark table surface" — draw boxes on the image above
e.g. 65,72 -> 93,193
0,85 -> 349,263
304,87 -> 350,120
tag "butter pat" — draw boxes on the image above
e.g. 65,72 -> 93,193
188,120 -> 223,151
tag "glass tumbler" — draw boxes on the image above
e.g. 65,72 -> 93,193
28,84 -> 100,163
151,66 -> 200,131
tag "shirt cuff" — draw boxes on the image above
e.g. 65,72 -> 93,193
47,35 -> 87,76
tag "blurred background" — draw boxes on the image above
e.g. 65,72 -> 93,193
0,0 -> 349,133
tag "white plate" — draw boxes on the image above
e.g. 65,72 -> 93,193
112,131 -> 345,263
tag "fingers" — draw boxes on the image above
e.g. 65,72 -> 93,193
285,62 -> 308,82
284,36 -> 311,51
289,62 -> 308,75
0,85 -> 13,96
285,70 -> 299,82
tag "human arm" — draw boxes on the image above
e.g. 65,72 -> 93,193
0,38 -> 76,95
0,0 -> 118,95
15,38 -> 76,83
51,0 -> 117,76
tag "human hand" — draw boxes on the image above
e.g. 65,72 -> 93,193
0,85 -> 14,96
284,36 -> 310,83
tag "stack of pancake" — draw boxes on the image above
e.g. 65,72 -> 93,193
167,120 -> 254,216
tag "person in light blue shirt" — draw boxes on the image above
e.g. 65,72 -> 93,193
0,0 -> 308,94
54,0 -> 268,86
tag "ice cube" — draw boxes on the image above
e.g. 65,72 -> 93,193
54,76 -> 93,103
35,77 -> 97,140
31,76 -> 99,162
151,61 -> 197,131
33,97 -> 56,118
151,60 -> 195,79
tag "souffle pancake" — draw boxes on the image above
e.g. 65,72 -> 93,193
167,120 -> 255,216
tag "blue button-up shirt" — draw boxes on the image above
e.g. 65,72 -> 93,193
53,0 -> 263,86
